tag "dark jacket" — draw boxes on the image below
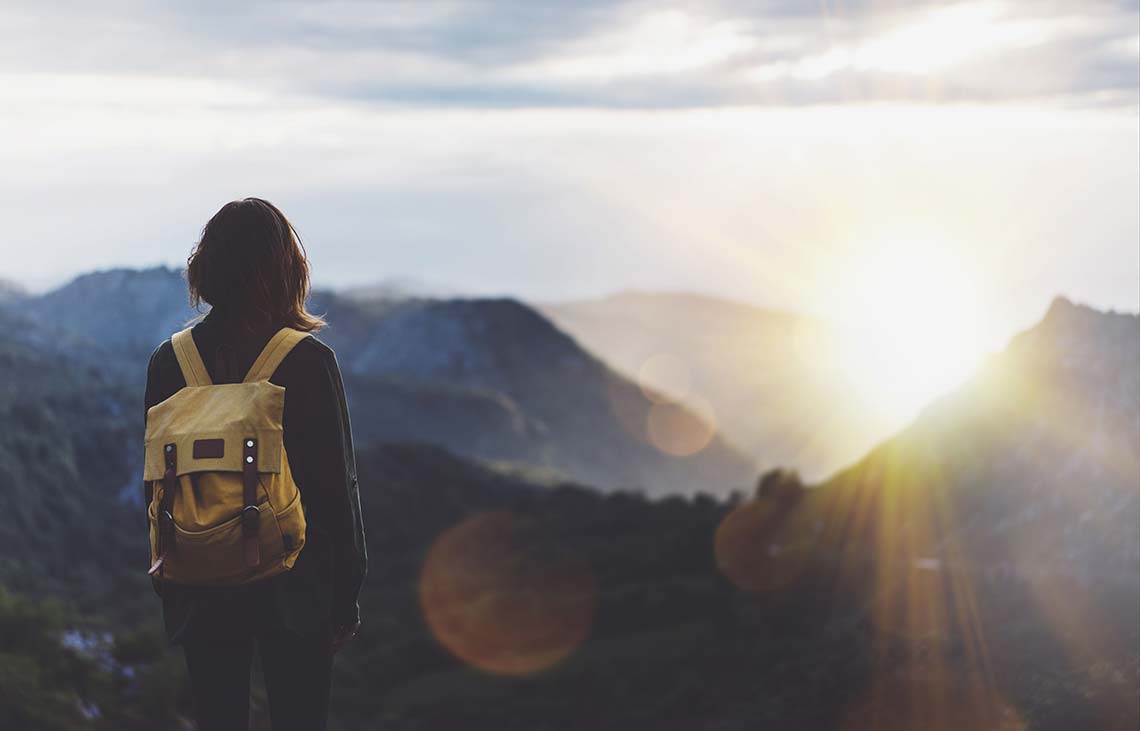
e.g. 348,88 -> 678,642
143,306 -> 367,643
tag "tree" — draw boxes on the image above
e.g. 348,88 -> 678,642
754,468 -> 805,505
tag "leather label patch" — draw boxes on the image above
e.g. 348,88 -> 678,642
192,439 -> 225,459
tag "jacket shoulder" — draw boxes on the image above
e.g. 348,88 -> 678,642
275,332 -> 342,381
147,338 -> 176,375
287,333 -> 338,365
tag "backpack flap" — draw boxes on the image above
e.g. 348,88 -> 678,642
143,381 -> 285,481
146,326 -> 310,481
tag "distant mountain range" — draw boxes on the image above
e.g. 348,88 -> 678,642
5,267 -> 757,496
20,267 -> 200,362
539,292 -> 888,481
0,268 -> 1136,729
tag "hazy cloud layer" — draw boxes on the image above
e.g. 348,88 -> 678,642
2,0 -> 1137,108
0,0 -> 1136,343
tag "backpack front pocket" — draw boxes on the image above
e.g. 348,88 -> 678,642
160,499 -> 285,586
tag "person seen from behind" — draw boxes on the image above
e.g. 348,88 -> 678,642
142,197 -> 367,731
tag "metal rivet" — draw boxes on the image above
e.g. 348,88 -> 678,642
246,440 -> 254,448
246,455 -> 254,464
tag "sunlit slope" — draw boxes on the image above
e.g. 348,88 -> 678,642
701,296 -> 1140,727
815,296 -> 1139,578
540,292 -> 873,480
784,297 -> 1140,725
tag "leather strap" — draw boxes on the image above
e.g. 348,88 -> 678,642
171,328 -> 213,387
158,443 -> 179,572
241,438 -> 261,567
243,327 -> 311,383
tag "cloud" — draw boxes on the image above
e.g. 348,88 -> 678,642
0,0 -> 1135,353
1,0 -> 1136,109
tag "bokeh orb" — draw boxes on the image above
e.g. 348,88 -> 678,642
637,353 -> 692,404
647,394 -> 717,457
714,499 -> 815,592
419,511 -> 597,676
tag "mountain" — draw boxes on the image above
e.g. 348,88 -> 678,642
538,292 -> 879,481
309,292 -> 756,495
13,268 -> 757,496
813,295 -> 1139,577
770,296 -> 1140,728
22,267 -> 199,364
1,289 -> 1137,729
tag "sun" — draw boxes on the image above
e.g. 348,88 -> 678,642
818,228 -> 995,430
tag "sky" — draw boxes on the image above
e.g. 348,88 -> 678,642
1,0 -> 1137,348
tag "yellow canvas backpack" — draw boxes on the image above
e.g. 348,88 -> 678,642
144,326 -> 309,585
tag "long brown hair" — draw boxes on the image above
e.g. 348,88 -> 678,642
187,197 -> 325,332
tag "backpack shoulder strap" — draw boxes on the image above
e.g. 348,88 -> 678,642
243,327 -> 312,383
170,327 -> 213,387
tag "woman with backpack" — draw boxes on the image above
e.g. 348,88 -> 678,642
142,197 -> 367,730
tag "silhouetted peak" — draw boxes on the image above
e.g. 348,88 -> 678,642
47,265 -> 183,296
1044,294 -> 1078,318
1039,295 -> 1102,329
1029,294 -> 1138,344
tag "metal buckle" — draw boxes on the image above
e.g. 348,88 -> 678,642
241,504 -> 261,532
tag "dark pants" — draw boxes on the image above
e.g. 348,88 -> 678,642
182,623 -> 334,731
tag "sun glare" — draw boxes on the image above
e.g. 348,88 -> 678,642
819,228 -> 995,429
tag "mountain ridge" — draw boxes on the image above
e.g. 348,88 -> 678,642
7,267 -> 757,496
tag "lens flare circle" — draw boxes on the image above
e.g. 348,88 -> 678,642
419,511 -> 597,676
647,393 -> 717,457
714,499 -> 816,592
637,352 -> 692,404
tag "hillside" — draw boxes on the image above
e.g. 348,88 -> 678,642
0,302 -> 143,615
787,296 -> 1140,728
813,296 -> 1139,577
